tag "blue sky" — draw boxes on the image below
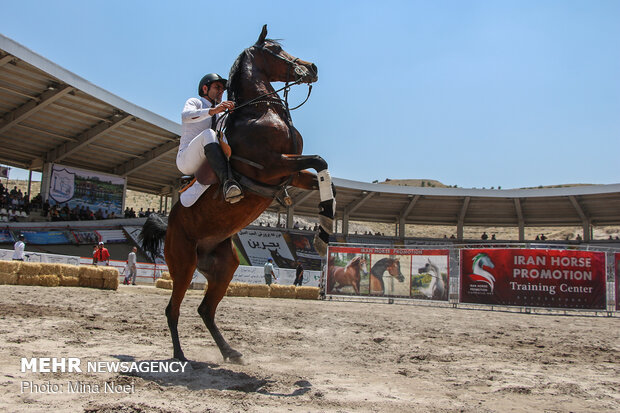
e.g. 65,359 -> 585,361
1,0 -> 618,189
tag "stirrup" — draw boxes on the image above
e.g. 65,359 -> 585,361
223,180 -> 243,204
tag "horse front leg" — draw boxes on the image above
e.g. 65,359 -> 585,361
280,155 -> 336,256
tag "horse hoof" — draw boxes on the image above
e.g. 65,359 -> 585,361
226,355 -> 244,365
224,349 -> 243,364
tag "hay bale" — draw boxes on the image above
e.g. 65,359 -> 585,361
37,274 -> 60,287
59,264 -> 80,278
247,283 -> 270,298
270,284 -> 296,299
295,286 -> 320,300
17,274 -> 59,287
0,272 -> 19,285
18,262 -> 42,277
0,260 -> 21,274
39,263 -> 61,276
99,267 -> 119,290
59,275 -> 80,287
79,265 -> 101,288
160,271 -> 171,280
155,278 -> 173,290
226,282 -> 250,297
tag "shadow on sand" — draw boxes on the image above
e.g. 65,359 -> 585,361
109,354 -> 312,397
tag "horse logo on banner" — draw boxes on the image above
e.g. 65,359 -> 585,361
49,167 -> 75,203
468,253 -> 496,291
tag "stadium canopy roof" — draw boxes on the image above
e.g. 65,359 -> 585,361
0,34 -> 180,195
1,33 -> 619,239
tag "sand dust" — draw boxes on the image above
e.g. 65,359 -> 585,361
0,284 -> 618,412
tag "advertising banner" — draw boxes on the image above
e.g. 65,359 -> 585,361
0,229 -> 14,243
285,232 -> 322,270
327,246 -> 449,300
48,164 -> 125,216
460,249 -> 606,309
616,253 -> 620,311
21,230 -> 73,245
237,228 -> 296,267
72,231 -> 100,245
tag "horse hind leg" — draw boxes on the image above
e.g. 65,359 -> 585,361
165,237 -> 197,362
196,238 -> 242,362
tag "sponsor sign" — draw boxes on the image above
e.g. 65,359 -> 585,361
237,229 -> 296,267
460,249 -> 606,309
21,230 -> 73,245
616,253 -> 620,311
286,232 -> 322,270
0,229 -> 14,243
327,246 -> 449,300
48,164 -> 125,217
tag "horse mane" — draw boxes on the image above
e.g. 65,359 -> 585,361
345,256 -> 361,270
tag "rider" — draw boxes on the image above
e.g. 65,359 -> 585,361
177,73 -> 243,204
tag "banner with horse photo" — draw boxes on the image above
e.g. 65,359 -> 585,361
284,232 -> 322,270
48,163 -> 126,217
327,246 -> 449,300
616,253 -> 620,311
327,246 -> 370,295
460,249 -> 606,310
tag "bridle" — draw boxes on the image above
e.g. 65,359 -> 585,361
217,44 -> 315,124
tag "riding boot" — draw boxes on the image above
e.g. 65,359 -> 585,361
203,143 -> 243,203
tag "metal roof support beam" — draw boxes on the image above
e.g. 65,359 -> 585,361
457,197 -> 470,240
113,140 -> 178,176
568,195 -> 591,242
45,113 -> 133,163
514,198 -> 525,241
398,195 -> 420,238
0,54 -> 15,67
286,206 -> 294,228
0,84 -> 73,135
342,191 -> 375,235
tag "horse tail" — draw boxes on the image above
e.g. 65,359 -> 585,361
139,214 -> 168,261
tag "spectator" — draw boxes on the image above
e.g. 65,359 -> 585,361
293,261 -> 304,287
13,234 -> 26,261
264,258 -> 277,286
94,241 -> 110,266
481,232 -> 489,240
92,245 -> 98,265
124,247 -> 138,285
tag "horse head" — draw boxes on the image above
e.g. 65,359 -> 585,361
387,258 -> 405,282
252,25 -> 318,84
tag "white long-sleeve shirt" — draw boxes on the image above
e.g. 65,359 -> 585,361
13,240 -> 25,260
179,96 -> 223,152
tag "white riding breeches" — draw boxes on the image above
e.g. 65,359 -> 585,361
176,129 -> 218,175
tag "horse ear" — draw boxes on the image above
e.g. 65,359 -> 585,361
256,24 -> 268,45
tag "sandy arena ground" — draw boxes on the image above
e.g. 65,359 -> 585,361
0,284 -> 618,412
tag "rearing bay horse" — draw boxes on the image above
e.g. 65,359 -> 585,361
369,258 -> 404,295
141,25 -> 335,362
